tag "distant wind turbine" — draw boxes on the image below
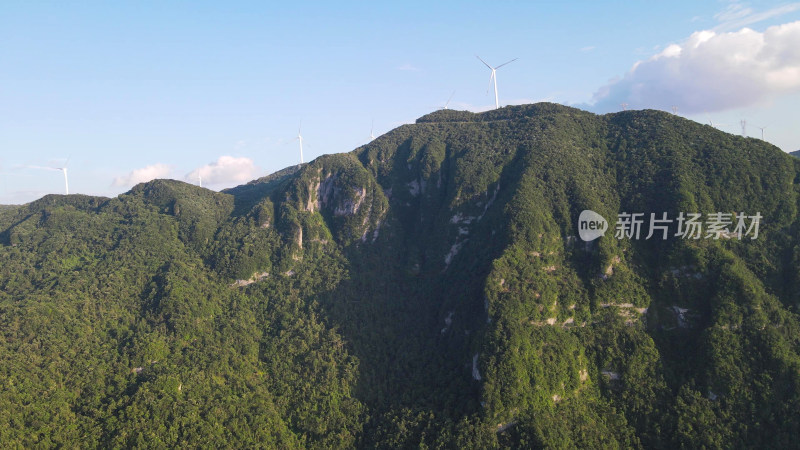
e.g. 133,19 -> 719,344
620,103 -> 628,111
429,91 -> 456,111
442,91 -> 456,110
296,122 -> 304,164
476,55 -> 517,109
58,159 -> 69,195
754,124 -> 769,140
707,118 -> 728,130
740,120 -> 747,137
26,156 -> 70,194
356,121 -> 377,147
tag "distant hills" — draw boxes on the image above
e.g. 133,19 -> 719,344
1,103 -> 799,448
791,149 -> 800,158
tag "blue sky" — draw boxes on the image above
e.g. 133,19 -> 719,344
2,1 -> 799,204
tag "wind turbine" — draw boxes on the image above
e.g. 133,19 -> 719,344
707,118 -> 728,130
296,122 -> 304,164
58,159 -> 69,195
26,156 -> 70,194
754,124 -> 769,140
442,91 -> 456,110
476,55 -> 517,109
740,120 -> 747,137
429,91 -> 456,111
356,121 -> 377,147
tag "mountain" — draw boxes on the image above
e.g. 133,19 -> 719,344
2,103 -> 799,448
791,150 -> 800,158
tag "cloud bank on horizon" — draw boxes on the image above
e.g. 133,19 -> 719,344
591,20 -> 800,114
112,164 -> 173,187
112,156 -> 260,190
185,156 -> 260,188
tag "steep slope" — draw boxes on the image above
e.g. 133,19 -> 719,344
1,103 -> 799,448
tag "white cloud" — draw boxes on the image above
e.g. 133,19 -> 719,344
397,63 -> 421,72
714,2 -> 800,31
715,2 -> 754,23
185,156 -> 260,187
113,163 -> 172,187
591,21 -> 800,113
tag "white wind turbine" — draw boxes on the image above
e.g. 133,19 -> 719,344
442,91 -> 456,110
707,118 -> 728,130
356,121 -> 377,147
58,158 -> 69,195
428,91 -> 456,111
754,124 -> 769,140
26,156 -> 70,194
476,55 -> 517,109
296,122 -> 304,164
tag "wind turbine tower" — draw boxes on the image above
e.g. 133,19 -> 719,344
476,55 -> 517,109
296,123 -> 304,164
620,103 -> 628,111
57,156 -> 70,195
59,168 -> 69,195
741,120 -> 747,137
755,125 -> 768,140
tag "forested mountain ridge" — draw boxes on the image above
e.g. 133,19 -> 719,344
2,103 -> 800,448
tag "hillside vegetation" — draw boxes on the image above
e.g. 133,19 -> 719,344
2,103 -> 799,448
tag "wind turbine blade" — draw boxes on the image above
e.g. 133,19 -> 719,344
24,165 -> 59,171
63,155 -> 71,168
495,58 -> 518,69
475,55 -> 492,70
487,72 -> 494,94
445,90 -> 455,108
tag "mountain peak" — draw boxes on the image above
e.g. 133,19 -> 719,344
2,104 -> 800,448
415,102 -> 585,124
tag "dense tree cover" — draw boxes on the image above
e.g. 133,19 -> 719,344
1,103 -> 800,447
